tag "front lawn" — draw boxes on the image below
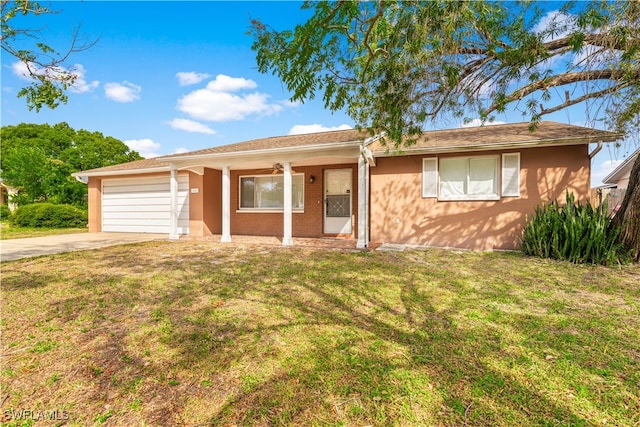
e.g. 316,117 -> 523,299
0,221 -> 88,240
1,241 -> 638,426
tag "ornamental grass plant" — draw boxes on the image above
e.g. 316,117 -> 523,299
521,192 -> 629,265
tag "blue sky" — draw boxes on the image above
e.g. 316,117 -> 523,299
0,1 -> 630,185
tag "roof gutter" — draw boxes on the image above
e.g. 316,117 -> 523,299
589,141 -> 603,159
362,131 -> 386,147
373,136 -> 615,157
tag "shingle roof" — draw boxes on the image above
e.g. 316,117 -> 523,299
74,128 -> 370,175
75,122 -> 619,176
162,128 -> 370,158
73,157 -> 171,174
368,121 -> 619,153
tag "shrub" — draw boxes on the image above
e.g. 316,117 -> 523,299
521,192 -> 629,265
10,203 -> 87,228
0,204 -> 11,220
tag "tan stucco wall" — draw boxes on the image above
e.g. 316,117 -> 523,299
188,168 -> 222,236
369,145 -> 590,250
87,177 -> 102,232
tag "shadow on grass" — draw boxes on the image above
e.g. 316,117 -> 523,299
1,270 -> 61,290
7,244 -> 634,425
127,250 -> 598,424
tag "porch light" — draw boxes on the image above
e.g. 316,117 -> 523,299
309,175 -> 315,184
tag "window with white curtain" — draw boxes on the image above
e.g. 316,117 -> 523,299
423,154 -> 518,201
239,174 -> 304,210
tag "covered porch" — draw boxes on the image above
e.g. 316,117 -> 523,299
164,138 -> 376,248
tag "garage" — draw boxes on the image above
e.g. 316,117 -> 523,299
101,175 -> 189,234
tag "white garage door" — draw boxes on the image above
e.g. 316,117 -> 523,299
102,175 -> 189,234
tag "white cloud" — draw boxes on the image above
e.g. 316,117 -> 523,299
124,138 -> 161,158
69,64 -> 99,93
572,43 -> 621,69
104,81 -> 141,103
205,74 -> 257,92
288,124 -> 353,135
173,147 -> 189,154
460,119 -> 506,128
592,158 -> 623,186
533,10 -> 574,42
176,74 -> 282,122
11,61 -> 66,81
11,61 -> 99,93
11,61 -> 32,80
530,10 -> 577,70
280,100 -> 302,108
176,71 -> 211,86
167,118 -> 216,134
531,9 -> 621,73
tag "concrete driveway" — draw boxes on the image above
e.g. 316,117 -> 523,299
0,232 -> 166,262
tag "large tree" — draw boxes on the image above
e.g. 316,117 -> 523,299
251,0 -> 640,259
1,0 -> 95,111
1,123 -> 142,206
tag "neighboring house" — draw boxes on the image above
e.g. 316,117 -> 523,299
72,121 -> 618,250
0,179 -> 18,212
598,147 -> 640,214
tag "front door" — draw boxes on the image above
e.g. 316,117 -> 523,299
324,169 -> 352,234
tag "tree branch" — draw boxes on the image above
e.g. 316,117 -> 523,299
539,81 -> 632,115
483,69 -> 640,115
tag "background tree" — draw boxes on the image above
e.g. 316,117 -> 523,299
1,0 -> 96,111
251,0 -> 640,259
2,145 -> 51,206
1,123 -> 142,206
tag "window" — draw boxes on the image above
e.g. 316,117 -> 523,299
239,174 -> 304,210
439,156 -> 498,200
423,154 -> 520,201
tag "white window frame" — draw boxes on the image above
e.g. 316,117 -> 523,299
438,155 -> 499,201
422,154 -> 520,201
238,173 -> 305,212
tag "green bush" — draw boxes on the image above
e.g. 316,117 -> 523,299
10,203 -> 87,228
521,192 -> 629,265
0,204 -> 11,220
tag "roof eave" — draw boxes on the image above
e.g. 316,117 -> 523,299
372,137 -> 616,157
72,166 -> 170,178
160,140 -> 363,162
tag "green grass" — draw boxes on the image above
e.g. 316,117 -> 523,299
0,221 -> 88,239
1,241 -> 638,426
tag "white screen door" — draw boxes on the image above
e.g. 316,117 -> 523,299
324,169 -> 352,234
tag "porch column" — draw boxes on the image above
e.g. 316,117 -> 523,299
356,152 -> 369,248
221,165 -> 232,242
282,161 -> 293,246
169,164 -> 179,240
